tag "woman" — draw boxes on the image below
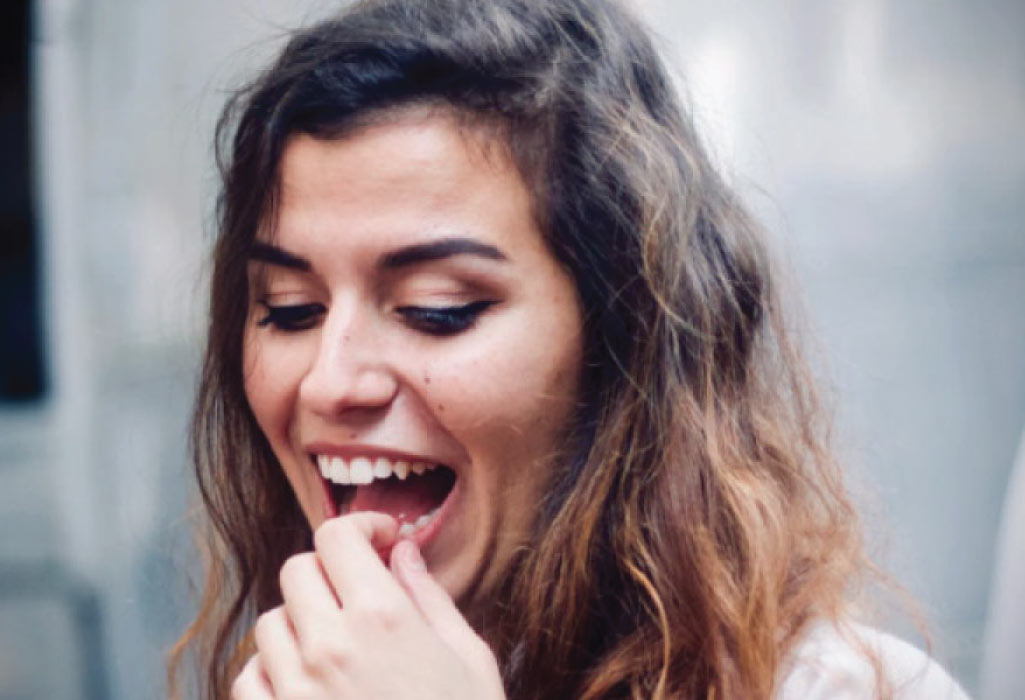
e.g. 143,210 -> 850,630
172,0 -> 968,697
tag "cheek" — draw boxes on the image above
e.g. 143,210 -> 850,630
495,306 -> 582,419
242,327 -> 303,446
427,315 -> 582,461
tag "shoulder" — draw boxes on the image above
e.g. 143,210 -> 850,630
775,620 -> 971,700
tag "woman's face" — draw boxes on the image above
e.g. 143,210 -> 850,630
242,111 -> 583,609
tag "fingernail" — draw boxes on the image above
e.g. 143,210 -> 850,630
403,541 -> 426,571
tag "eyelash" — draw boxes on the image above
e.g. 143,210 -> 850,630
255,300 -> 495,336
396,300 -> 496,336
256,302 -> 325,331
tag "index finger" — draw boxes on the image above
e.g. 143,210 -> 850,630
313,511 -> 408,607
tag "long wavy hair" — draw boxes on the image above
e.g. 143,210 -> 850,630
171,0 -> 875,697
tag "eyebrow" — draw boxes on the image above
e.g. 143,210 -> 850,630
247,236 -> 508,273
248,242 -> 312,271
380,237 -> 507,268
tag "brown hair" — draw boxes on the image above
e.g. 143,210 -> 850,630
172,0 -> 877,697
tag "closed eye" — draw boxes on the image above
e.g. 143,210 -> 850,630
397,300 -> 496,336
256,302 -> 326,331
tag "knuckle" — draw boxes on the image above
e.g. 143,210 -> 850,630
253,608 -> 282,641
350,598 -> 403,631
277,680 -> 319,700
300,631 -> 348,674
279,552 -> 315,588
314,516 -> 351,550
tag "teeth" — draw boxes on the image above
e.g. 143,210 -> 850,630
317,455 -> 442,487
349,457 -> 373,485
330,457 -> 348,485
373,457 -> 392,479
397,506 -> 441,537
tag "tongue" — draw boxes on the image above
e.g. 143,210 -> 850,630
347,471 -> 450,522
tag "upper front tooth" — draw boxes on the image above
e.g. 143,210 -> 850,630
330,457 -> 350,485
393,460 -> 410,480
317,455 -> 332,479
350,457 -> 374,485
373,457 -> 393,479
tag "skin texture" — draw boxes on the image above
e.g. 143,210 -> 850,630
237,111 -> 583,696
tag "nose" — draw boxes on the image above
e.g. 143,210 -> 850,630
298,305 -> 399,419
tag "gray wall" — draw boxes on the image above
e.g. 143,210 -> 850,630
0,0 -> 1021,697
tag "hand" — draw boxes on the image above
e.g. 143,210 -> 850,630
231,512 -> 506,699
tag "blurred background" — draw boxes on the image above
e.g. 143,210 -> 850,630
1,0 -> 1022,697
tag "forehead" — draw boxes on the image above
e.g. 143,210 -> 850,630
267,111 -> 545,263
280,105 -> 511,200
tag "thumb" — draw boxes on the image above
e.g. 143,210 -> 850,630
390,540 -> 488,655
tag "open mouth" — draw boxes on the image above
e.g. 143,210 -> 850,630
315,454 -> 457,537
